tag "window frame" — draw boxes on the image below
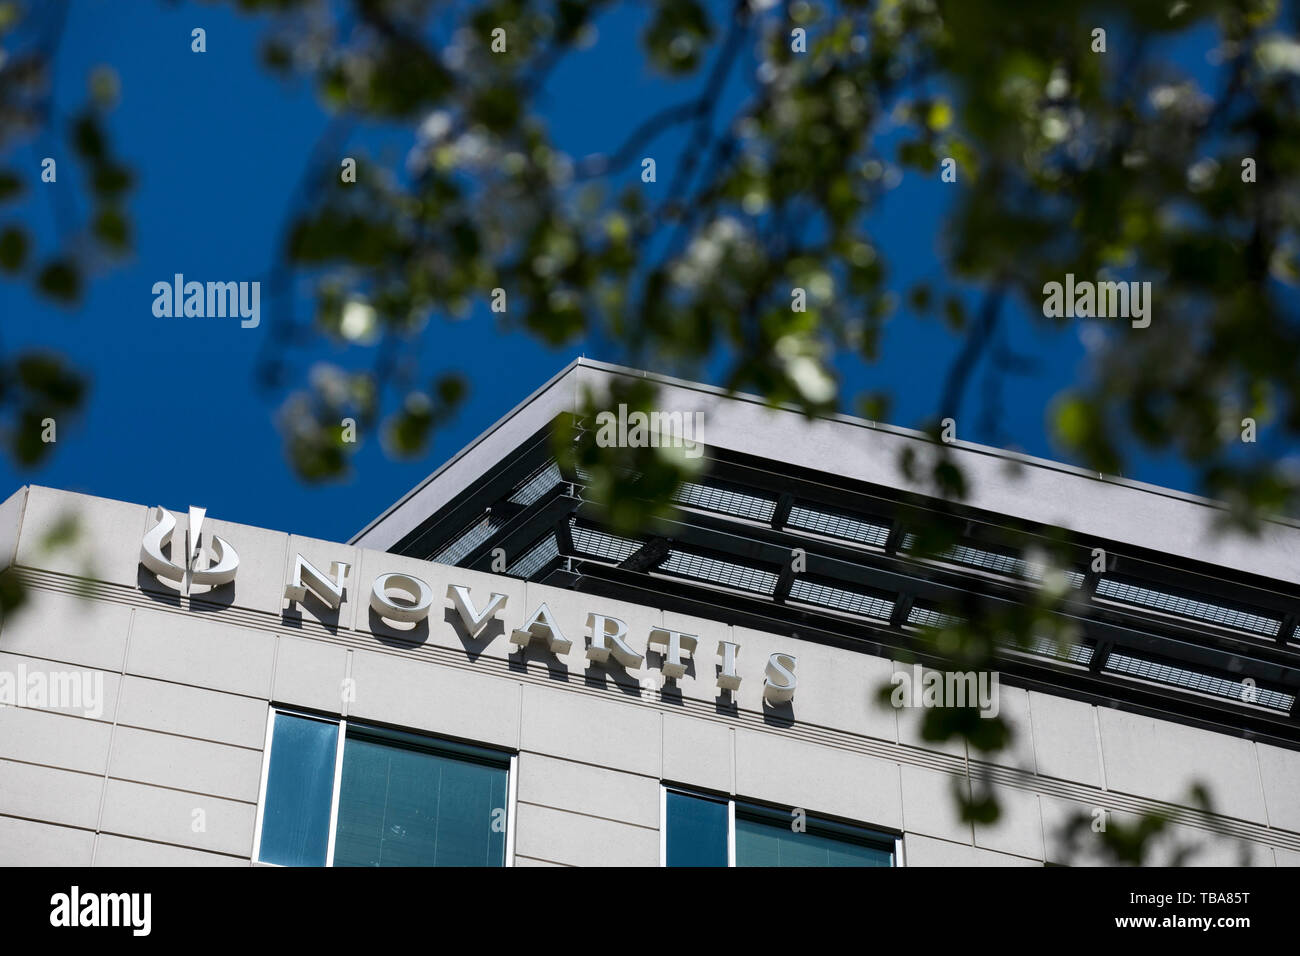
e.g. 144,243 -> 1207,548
252,705 -> 518,868
659,784 -> 903,867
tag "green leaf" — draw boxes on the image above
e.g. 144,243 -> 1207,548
0,227 -> 27,272
92,207 -> 130,251
72,115 -> 105,161
90,163 -> 133,198
16,354 -> 86,407
36,260 -> 81,303
0,170 -> 22,202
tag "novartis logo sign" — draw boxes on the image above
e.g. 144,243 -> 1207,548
139,506 -> 238,594
139,506 -> 798,706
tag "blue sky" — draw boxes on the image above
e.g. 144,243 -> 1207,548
0,1 -> 1244,543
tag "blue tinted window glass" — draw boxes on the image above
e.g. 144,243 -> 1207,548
259,713 -> 338,866
665,790 -> 728,867
332,732 -> 508,867
735,806 -> 893,867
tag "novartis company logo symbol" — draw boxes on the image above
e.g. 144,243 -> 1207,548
139,505 -> 239,594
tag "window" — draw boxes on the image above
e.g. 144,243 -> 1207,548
734,803 -> 895,867
662,787 -> 896,867
254,710 -> 514,867
665,789 -> 730,866
257,712 -> 338,867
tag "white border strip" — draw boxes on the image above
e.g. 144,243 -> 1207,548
505,753 -> 519,867
324,717 -> 347,866
249,706 -> 278,864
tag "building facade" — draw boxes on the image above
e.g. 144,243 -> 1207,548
1,359 -> 1299,866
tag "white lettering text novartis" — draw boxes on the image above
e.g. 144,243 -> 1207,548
138,506 -> 797,707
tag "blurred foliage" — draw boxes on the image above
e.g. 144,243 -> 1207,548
4,0 -> 1299,864
555,377 -> 707,536
0,351 -> 84,466
237,0 -> 1300,520
0,0 -> 130,467
0,510 -> 81,619
1054,783 -> 1250,865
